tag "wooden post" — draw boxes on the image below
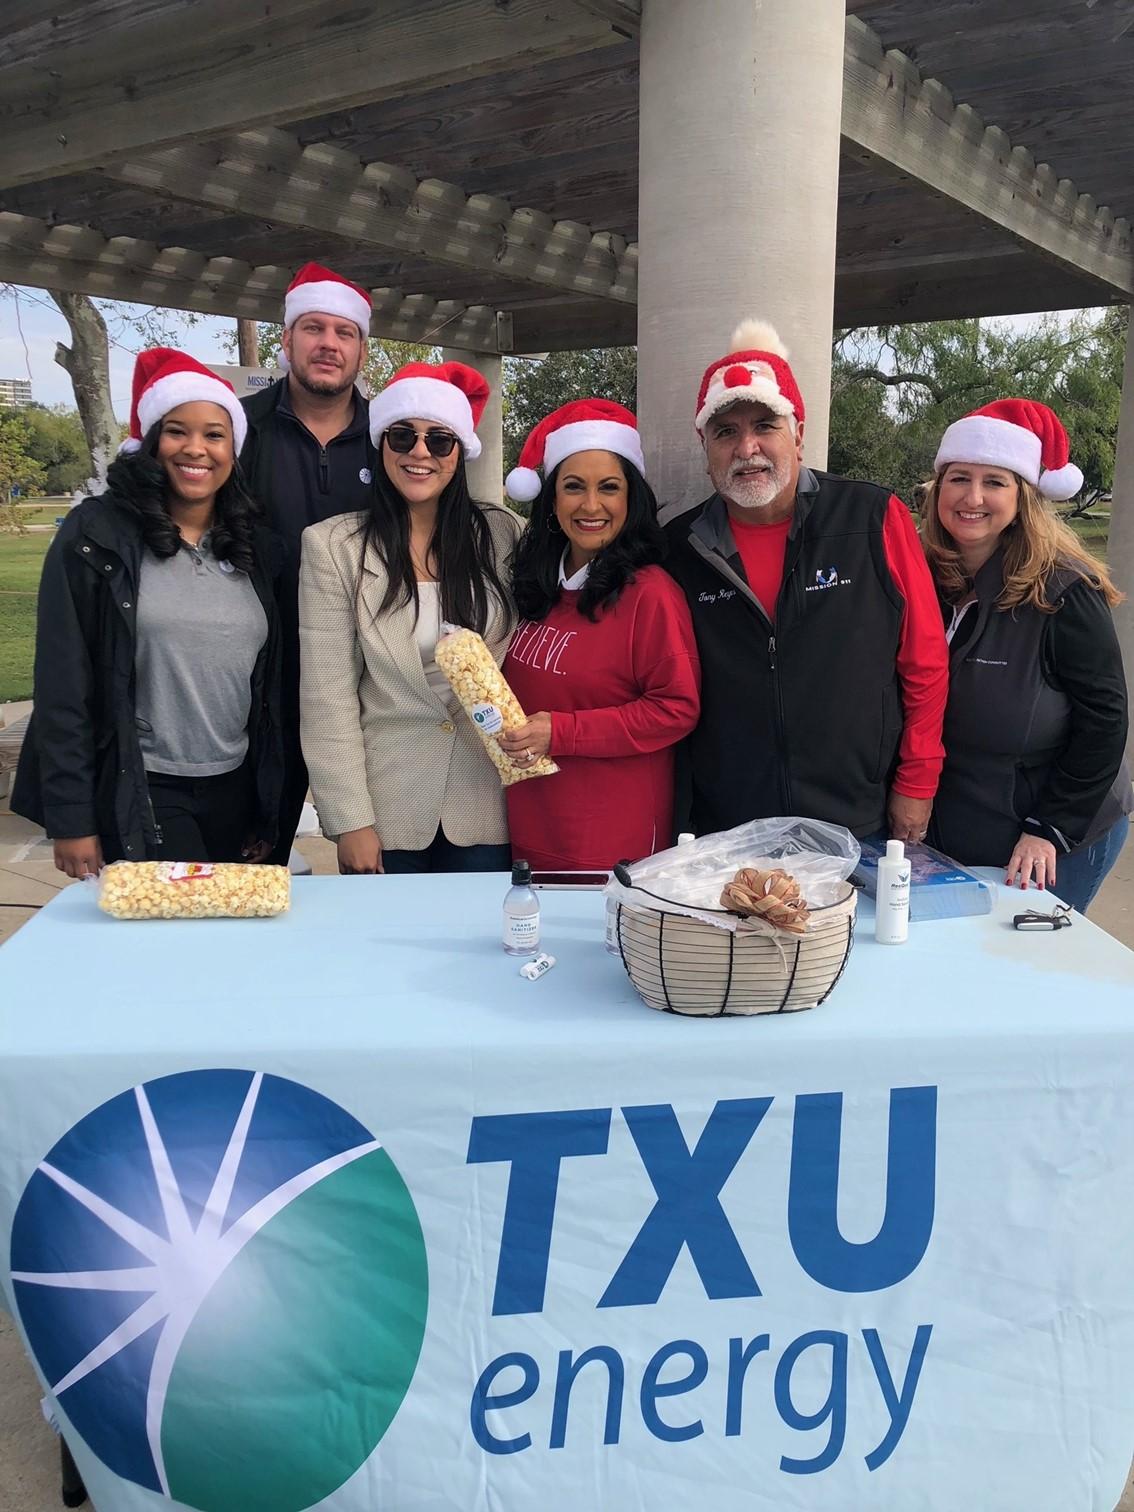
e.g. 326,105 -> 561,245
237,318 -> 259,367
637,0 -> 844,513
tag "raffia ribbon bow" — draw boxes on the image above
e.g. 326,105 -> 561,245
720,867 -> 811,935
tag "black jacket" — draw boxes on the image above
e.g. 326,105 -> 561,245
930,550 -> 1131,864
664,471 -> 907,838
12,492 -> 286,859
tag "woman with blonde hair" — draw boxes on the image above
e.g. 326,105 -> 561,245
921,399 -> 1130,911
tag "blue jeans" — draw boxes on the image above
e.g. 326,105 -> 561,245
382,826 -> 511,875
1054,816 -> 1130,914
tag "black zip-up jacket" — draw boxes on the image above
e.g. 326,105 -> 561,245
240,378 -> 375,558
930,549 -> 1131,864
12,493 -> 285,859
664,471 -> 908,838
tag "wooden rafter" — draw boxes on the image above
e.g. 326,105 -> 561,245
841,16 -> 1133,296
101,127 -> 638,306
0,212 -> 510,352
0,0 -> 628,189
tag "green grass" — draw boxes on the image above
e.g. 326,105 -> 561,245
0,530 -> 51,702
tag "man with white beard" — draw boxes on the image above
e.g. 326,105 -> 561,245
663,319 -> 948,844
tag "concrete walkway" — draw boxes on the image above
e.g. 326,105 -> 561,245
0,777 -> 1130,1510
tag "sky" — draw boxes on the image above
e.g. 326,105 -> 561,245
0,286 -> 262,420
0,283 -> 1096,424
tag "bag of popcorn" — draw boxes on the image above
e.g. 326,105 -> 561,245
98,861 -> 290,919
434,628 -> 559,788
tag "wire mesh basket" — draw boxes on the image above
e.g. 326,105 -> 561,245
613,883 -> 857,1016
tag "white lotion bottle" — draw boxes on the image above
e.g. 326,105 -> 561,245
874,839 -> 911,945
503,860 -> 540,956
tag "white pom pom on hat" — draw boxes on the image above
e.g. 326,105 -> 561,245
506,399 -> 646,501
727,319 -> 790,359
934,398 -> 1084,501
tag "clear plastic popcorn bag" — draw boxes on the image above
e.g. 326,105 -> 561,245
98,861 -> 291,919
434,627 -> 559,788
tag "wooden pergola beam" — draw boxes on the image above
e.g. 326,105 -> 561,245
102,128 -> 638,306
0,0 -> 627,190
0,212 -> 509,352
841,16 -> 1134,296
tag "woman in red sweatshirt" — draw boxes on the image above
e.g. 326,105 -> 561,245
498,400 -> 701,871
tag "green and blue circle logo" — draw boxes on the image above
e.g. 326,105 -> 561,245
10,1069 -> 428,1511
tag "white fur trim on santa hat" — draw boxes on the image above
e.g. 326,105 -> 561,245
284,280 -> 371,336
696,371 -> 795,433
934,415 -> 1042,486
729,319 -> 789,359
368,376 -> 482,460
136,371 -> 248,452
545,419 -> 645,480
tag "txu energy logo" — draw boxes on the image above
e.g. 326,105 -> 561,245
10,1069 -> 428,1512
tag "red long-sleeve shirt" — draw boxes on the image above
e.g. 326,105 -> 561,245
503,566 -> 701,870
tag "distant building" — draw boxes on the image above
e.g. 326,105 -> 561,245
0,377 -> 32,408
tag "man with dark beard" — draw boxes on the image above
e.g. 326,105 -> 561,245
664,319 -> 947,845
240,262 -> 375,861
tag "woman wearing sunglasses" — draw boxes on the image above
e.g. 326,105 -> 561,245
298,360 -> 522,873
497,401 -> 701,872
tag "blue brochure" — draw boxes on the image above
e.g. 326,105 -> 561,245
854,835 -> 993,920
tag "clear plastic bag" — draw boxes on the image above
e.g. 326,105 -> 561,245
434,627 -> 559,788
604,816 -> 860,932
98,861 -> 290,919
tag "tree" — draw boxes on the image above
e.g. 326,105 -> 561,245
502,347 -> 636,476
0,411 -> 47,532
49,291 -> 121,494
829,311 -> 1124,505
21,404 -> 91,495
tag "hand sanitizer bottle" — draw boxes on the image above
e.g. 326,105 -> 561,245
874,839 -> 911,945
503,860 -> 540,956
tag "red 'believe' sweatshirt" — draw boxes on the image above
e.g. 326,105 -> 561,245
503,566 -> 701,871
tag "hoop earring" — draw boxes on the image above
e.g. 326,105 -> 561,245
546,511 -> 563,533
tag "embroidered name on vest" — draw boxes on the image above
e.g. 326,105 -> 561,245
510,621 -> 577,675
697,587 -> 737,605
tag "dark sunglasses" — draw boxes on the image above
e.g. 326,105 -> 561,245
384,425 -> 459,458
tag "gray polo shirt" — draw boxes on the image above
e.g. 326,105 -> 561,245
134,532 -> 269,776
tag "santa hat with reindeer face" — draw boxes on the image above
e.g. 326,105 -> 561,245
119,348 -> 247,455
695,319 -> 805,434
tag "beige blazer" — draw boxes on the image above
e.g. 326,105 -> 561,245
299,505 -> 524,849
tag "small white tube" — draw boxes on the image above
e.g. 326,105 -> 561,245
520,953 -> 556,980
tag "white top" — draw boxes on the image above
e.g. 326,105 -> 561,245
558,550 -> 590,591
414,582 -> 454,702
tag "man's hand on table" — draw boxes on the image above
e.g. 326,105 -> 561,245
887,792 -> 932,846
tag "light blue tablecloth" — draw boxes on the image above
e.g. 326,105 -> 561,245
2,875 -> 1132,1512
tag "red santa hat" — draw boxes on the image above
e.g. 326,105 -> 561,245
695,319 -> 805,434
368,361 -> 490,460
283,262 -> 372,336
119,348 -> 247,456
934,399 -> 1084,501
505,400 -> 646,502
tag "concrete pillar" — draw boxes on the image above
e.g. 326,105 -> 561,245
442,346 -> 503,504
637,0 -> 845,513
1108,308 -> 1134,758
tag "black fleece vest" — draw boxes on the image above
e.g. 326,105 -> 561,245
666,473 -> 904,837
932,557 -> 1128,864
